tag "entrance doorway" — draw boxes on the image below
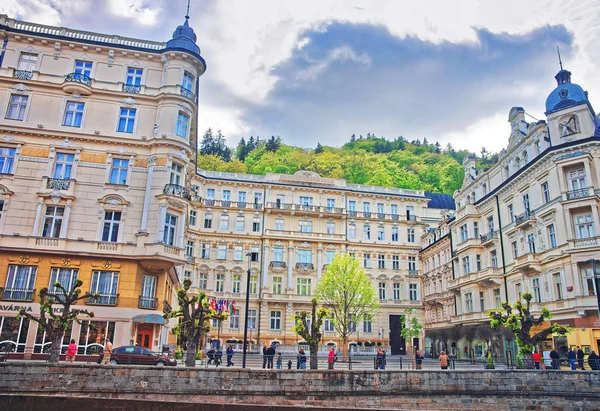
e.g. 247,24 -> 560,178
136,324 -> 153,348
389,315 -> 406,355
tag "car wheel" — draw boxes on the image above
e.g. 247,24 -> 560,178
110,359 -> 118,365
157,361 -> 165,367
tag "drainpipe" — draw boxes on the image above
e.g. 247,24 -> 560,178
495,195 -> 509,302
256,186 -> 267,347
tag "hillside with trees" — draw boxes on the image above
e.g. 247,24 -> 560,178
197,129 -> 498,194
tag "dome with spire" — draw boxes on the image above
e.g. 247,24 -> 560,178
545,69 -> 588,114
165,15 -> 201,56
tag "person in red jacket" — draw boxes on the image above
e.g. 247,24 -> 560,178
532,350 -> 541,370
328,347 -> 336,370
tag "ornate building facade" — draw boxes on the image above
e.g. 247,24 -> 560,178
0,14 -> 205,355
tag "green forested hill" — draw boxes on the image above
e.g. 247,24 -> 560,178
196,130 -> 497,194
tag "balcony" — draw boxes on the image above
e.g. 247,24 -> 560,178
512,252 -> 541,275
390,214 -> 400,221
163,184 -> 191,200
408,269 -> 419,277
480,231 -> 498,246
62,72 -> 93,95
407,215 -> 417,222
566,188 -> 593,201
476,267 -> 503,287
122,83 -> 141,94
35,237 -> 59,247
46,178 -> 70,190
86,294 -> 119,306
180,86 -> 195,100
376,213 -> 385,220
569,236 -> 599,250
0,287 -> 36,302
295,262 -> 315,271
138,296 -> 158,310
13,69 -> 33,80
264,229 -> 345,241
515,211 -> 535,228
348,211 -> 358,217
363,212 -> 372,219
269,261 -> 287,270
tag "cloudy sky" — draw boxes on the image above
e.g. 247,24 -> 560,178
2,0 -> 599,153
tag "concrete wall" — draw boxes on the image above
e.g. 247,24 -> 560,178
2,363 -> 600,410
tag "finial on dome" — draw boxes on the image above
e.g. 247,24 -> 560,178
186,0 -> 191,19
557,45 -> 563,71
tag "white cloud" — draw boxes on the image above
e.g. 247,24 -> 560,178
106,0 -> 160,26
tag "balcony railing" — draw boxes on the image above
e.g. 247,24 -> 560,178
163,184 -> 191,200
480,231 -> 498,243
566,188 -> 591,201
391,214 -> 400,221
295,262 -> 314,271
363,212 -> 372,218
349,211 -> 358,217
408,269 -> 419,277
180,86 -> 195,99
138,296 -> 158,309
572,237 -> 598,248
13,70 -> 33,80
0,287 -> 36,302
64,72 -> 92,86
377,213 -> 385,220
85,294 -> 119,306
46,178 -> 70,190
407,215 -> 417,221
269,261 -> 287,269
122,83 -> 141,94
515,211 -> 535,226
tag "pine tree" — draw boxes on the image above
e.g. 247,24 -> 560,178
265,136 -> 281,152
236,137 -> 247,161
349,134 -> 356,142
199,128 -> 215,155
315,142 -> 324,154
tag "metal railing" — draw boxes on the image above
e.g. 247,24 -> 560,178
122,83 -> 141,94
480,231 -> 498,243
0,287 -> 36,302
46,177 -> 70,190
163,184 -> 191,200
515,211 -> 535,226
295,262 -> 314,271
64,72 -> 92,86
269,261 -> 287,269
180,86 -> 195,99
566,188 -> 590,200
13,69 -> 33,80
85,294 -> 119,306
138,296 -> 158,309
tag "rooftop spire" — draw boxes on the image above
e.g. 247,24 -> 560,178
557,45 -> 563,70
186,0 -> 191,20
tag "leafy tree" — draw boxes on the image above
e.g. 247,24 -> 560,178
400,308 -> 423,368
292,298 -> 327,369
314,142 -> 324,154
18,280 -> 96,364
316,253 -> 379,358
489,292 -> 572,363
164,279 -> 221,367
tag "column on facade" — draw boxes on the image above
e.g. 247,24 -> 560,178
140,156 -> 156,232
60,201 -> 72,238
156,204 -> 167,242
262,244 -> 270,287
590,204 -> 600,237
317,245 -> 323,281
176,209 -> 185,248
583,161 -> 593,196
556,164 -> 566,194
31,199 -> 44,236
287,245 -> 294,289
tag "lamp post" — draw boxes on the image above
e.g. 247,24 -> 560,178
588,258 -> 600,320
242,252 -> 252,368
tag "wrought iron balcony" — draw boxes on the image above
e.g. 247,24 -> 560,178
348,211 -> 358,217
515,211 -> 535,226
407,215 -> 417,221
163,184 -> 191,200
46,178 -> 70,190
64,72 -> 92,86
269,261 -> 287,269
85,294 -> 119,306
295,262 -> 314,271
138,296 -> 158,310
122,83 -> 141,94
408,269 -> 419,277
180,86 -> 195,99
0,287 -> 36,302
566,188 -> 591,201
480,231 -> 498,243
363,212 -> 372,218
377,213 -> 385,220
391,214 -> 400,221
236,201 -> 247,209
205,199 -> 215,206
13,70 -> 33,80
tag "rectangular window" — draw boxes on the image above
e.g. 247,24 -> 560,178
487,216 -> 494,233
273,247 -> 284,262
201,243 -> 210,259
392,256 -> 399,270
523,193 -> 530,214
102,211 -> 121,242
53,153 -> 74,179
217,244 -> 227,260
476,254 -> 481,271
490,250 -> 498,268
494,288 -> 501,309
74,60 -> 92,76
407,229 -> 415,243
391,227 -> 398,242
515,283 -> 523,300
90,270 -> 119,305
511,241 -> 518,259
185,240 -> 194,258
479,291 -> 485,312
252,217 -> 261,232
473,222 -> 479,239
326,222 -> 335,234
377,226 -> 384,241
393,283 -> 401,300
272,277 -> 282,294
117,108 -> 136,133
163,213 -> 177,245
270,311 -> 281,330
250,247 -> 259,262
299,220 -> 313,233
409,284 -> 418,301
235,216 -> 245,231
140,275 -> 157,308
170,163 -> 183,185
377,203 -> 384,217
462,256 -> 470,275
547,224 -> 557,248
126,67 -> 143,86
508,204 -> 514,223
49,267 -> 78,299
348,224 -> 356,239
378,282 -> 387,300
176,112 -> 189,138
198,273 -> 207,289
299,196 -> 313,206
532,277 -> 542,302
542,182 -> 551,204
275,218 -> 284,231
296,278 -> 311,296
5,265 -> 37,301
465,292 -> 473,313
42,206 -> 64,238
204,214 -> 212,229
17,53 -> 38,71
6,95 -> 28,120
229,311 -> 240,329
233,245 -> 243,261
568,168 -> 587,190
408,256 -> 416,271
206,189 -> 215,200
363,202 -> 370,212
0,147 -> 16,174
183,270 -> 191,280
215,274 -> 224,292
527,233 -> 536,254
575,214 -> 595,239
348,201 -> 356,212
363,225 -> 370,240
109,158 -> 129,185
189,210 -> 197,226
324,317 -> 335,332
62,102 -> 84,127
232,274 -> 241,293
363,253 -> 371,269
325,250 -> 335,264
363,319 -> 372,333
237,191 -> 246,204
297,249 -> 312,264
219,215 -> 229,230
326,198 -> 335,210
182,71 -> 194,92
249,275 -> 258,294
553,273 -> 563,300
391,204 -> 398,215
460,225 -> 468,242
247,309 -> 257,329
378,254 -> 385,269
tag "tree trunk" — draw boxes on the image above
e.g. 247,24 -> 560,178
341,336 -> 347,359
185,339 -> 197,367
48,328 -> 64,364
309,342 -> 318,369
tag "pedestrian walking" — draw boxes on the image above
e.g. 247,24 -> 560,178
550,348 -> 560,370
567,347 -> 576,370
588,351 -> 599,370
215,348 -> 223,367
276,353 -> 282,369
297,347 -> 307,369
226,343 -> 235,367
65,339 -> 77,364
376,348 -> 386,370
100,336 -> 113,365
439,351 -> 449,370
266,343 -> 276,369
576,346 -> 585,370
532,350 -> 541,370
262,344 -> 267,369
415,348 -> 423,370
328,347 -> 336,370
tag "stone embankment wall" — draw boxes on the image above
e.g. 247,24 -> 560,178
1,363 -> 600,410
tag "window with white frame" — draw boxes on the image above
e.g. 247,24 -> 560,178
297,249 -> 312,264
465,292 -> 473,313
408,256 -> 416,272
363,318 -> 372,333
553,273 -> 563,300
515,282 -> 523,300
392,255 -> 399,270
299,220 -> 312,233
198,273 -> 208,289
479,291 -> 485,312
176,112 -> 189,138
461,256 -> 470,275
298,196 -> 313,206
476,254 -> 481,271
74,60 -> 92,77
201,243 -> 210,258
494,288 -> 501,309
42,206 -> 64,238
170,162 -> 183,185
238,191 -> 246,203
377,226 -> 384,241
325,250 -> 335,264
409,284 -> 418,301
183,270 -> 191,280
527,233 -> 536,253
109,158 -> 129,185
252,217 -> 261,232
523,193 -> 530,214
275,218 -> 284,231
487,216 -> 494,233
270,310 -> 281,330
215,274 -> 224,292
235,216 -> 245,231
363,225 -> 370,240
532,277 -> 542,302
117,108 -> 136,133
348,201 -> 356,212
234,245 -> 243,261
574,213 -> 595,238
326,198 -> 335,210
189,210 -> 197,226
547,224 -> 557,248
217,244 -> 227,260
460,225 -> 468,242
206,188 -> 215,200
90,270 -> 119,305
378,282 -> 387,300
297,278 -> 311,296
363,202 -> 370,212
49,267 -> 78,301
17,53 -> 38,72
185,240 -> 194,257
273,247 -> 284,262
393,283 -> 401,300
53,153 -> 74,179
62,102 -> 84,127
490,250 -> 498,268
363,253 -> 371,268
249,275 -> 258,294
102,211 -> 121,242
182,71 -> 194,93
378,254 -> 385,269
219,215 -> 229,230
6,95 -> 28,120
5,265 -> 37,300
140,275 -> 157,308
0,147 -> 16,174
272,277 -> 282,294
511,241 -> 518,259
204,214 -> 212,229
391,226 -> 398,241
508,204 -> 514,222
568,168 -> 587,191
473,222 -> 479,238
407,229 -> 415,242
541,182 -> 550,204
229,310 -> 240,329
125,67 -> 143,86
232,274 -> 241,293
348,224 -> 356,239
163,213 -> 177,246
248,309 -> 257,329
324,317 -> 334,332
326,222 -> 335,234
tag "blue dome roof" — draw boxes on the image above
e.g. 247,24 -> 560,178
165,16 -> 201,56
545,69 -> 588,114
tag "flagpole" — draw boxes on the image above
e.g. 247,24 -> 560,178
242,252 -> 252,368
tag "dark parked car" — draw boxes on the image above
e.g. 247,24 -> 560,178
97,346 -> 177,366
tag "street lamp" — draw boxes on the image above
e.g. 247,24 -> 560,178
242,252 -> 252,368
587,258 -> 600,320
